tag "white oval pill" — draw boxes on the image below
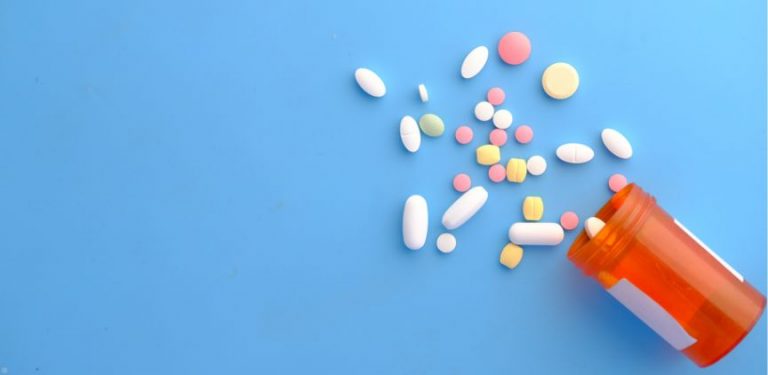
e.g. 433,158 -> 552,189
526,155 -> 547,176
418,84 -> 429,103
585,217 -> 606,239
461,46 -> 489,79
508,222 -> 564,246
354,68 -> 386,98
474,101 -> 495,122
403,195 -> 428,250
556,143 -> 594,164
400,115 -> 421,153
492,109 -> 513,129
601,128 -> 633,159
442,186 -> 488,230
436,233 -> 457,253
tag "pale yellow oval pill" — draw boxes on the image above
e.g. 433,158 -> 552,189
542,62 -> 579,100
500,243 -> 524,269
476,145 -> 501,166
506,158 -> 527,183
522,196 -> 544,221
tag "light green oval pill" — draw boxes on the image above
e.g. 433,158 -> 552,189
418,113 -> 445,137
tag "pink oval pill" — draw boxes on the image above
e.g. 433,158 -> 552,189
487,87 -> 506,106
514,125 -> 533,144
498,32 -> 531,65
489,129 -> 508,146
488,164 -> 506,183
453,173 -> 472,192
455,126 -> 474,145
608,173 -> 628,193
560,211 -> 580,231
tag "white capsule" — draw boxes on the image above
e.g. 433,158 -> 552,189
585,217 -> 606,239
526,155 -> 547,176
492,109 -> 513,129
461,46 -> 489,79
403,195 -> 428,250
474,101 -> 495,122
354,68 -> 386,97
400,116 -> 421,153
436,233 -> 457,253
418,84 -> 429,103
556,143 -> 595,164
601,128 -> 633,159
508,222 -> 564,246
442,186 -> 488,230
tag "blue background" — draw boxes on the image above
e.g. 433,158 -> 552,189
0,0 -> 765,374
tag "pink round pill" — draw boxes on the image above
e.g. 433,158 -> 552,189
453,173 -> 472,192
487,87 -> 506,106
455,126 -> 474,145
608,173 -> 628,193
560,211 -> 580,231
488,164 -> 506,183
514,125 -> 533,144
498,32 -> 531,65
489,129 -> 508,146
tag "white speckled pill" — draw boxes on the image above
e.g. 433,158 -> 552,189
418,84 -> 429,103
556,143 -> 594,164
474,101 -> 495,121
526,155 -> 547,176
492,109 -> 513,129
400,115 -> 421,153
461,46 -> 489,79
403,195 -> 428,250
442,186 -> 488,230
436,233 -> 457,253
354,68 -> 386,97
601,128 -> 633,159
508,222 -> 564,246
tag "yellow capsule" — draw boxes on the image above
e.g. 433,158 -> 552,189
500,243 -> 524,269
476,145 -> 501,166
522,196 -> 544,221
506,158 -> 527,183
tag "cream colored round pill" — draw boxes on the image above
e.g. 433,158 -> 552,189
492,109 -> 513,129
541,62 -> 579,100
436,233 -> 457,253
526,155 -> 547,176
474,101 -> 494,121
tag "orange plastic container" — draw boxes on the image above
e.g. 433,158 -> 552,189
568,184 -> 765,367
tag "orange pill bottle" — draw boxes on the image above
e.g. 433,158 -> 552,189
568,184 -> 765,367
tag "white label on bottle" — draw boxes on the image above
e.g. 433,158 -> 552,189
607,279 -> 696,351
674,219 -> 744,282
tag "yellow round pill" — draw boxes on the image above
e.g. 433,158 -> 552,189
541,62 -> 579,100
500,243 -> 524,269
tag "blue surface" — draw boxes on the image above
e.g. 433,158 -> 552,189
0,0 -> 765,374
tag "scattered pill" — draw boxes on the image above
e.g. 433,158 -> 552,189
506,158 -> 527,183
522,196 -> 544,221
542,62 -> 579,100
489,129 -> 508,146
442,186 -> 488,230
492,109 -> 513,129
354,68 -> 386,97
418,113 -> 445,137
474,101 -> 495,121
400,115 -> 421,153
526,155 -> 547,176
453,173 -> 472,193
585,217 -> 606,239
436,233 -> 457,253
418,84 -> 429,103
608,173 -> 628,192
454,126 -> 474,144
514,125 -> 533,144
461,46 -> 489,79
556,143 -> 594,164
476,144 -> 501,166
498,32 -> 531,65
560,211 -> 580,231
508,222 -> 564,246
488,164 -> 506,183
499,243 -> 524,269
601,128 -> 633,159
487,87 -> 506,106
403,195 -> 428,250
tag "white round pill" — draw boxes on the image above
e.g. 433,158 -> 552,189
492,109 -> 513,129
474,101 -> 495,122
526,155 -> 547,176
436,233 -> 457,253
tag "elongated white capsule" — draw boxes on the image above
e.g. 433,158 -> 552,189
601,128 -> 633,159
585,217 -> 606,239
354,68 -> 386,97
442,186 -> 488,230
400,116 -> 421,153
556,143 -> 594,164
403,195 -> 428,250
461,46 -> 489,79
508,222 -> 564,245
